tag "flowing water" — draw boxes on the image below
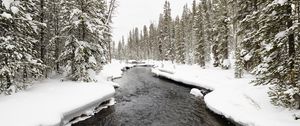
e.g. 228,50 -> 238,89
73,67 -> 234,126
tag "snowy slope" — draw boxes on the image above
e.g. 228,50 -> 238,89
152,62 -> 300,126
0,80 -> 115,126
0,61 -> 127,126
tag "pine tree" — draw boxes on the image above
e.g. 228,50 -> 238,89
239,0 -> 261,72
133,27 -> 140,60
174,16 -> 185,64
182,4 -> 194,64
253,0 -> 300,108
158,14 -> 164,61
149,23 -> 156,60
211,0 -> 231,69
232,0 -> 243,78
202,0 -> 213,62
162,1 -> 173,61
143,25 -> 150,59
58,0 -> 107,82
194,1 -> 205,67
0,0 -> 44,94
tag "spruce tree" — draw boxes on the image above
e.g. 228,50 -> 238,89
158,14 -> 164,61
194,1 -> 205,67
212,0 -> 230,69
253,0 -> 300,108
182,4 -> 194,64
202,0 -> 213,62
162,1 -> 173,61
174,16 -> 185,64
149,23 -> 157,60
0,0 -> 44,94
58,0 -> 107,82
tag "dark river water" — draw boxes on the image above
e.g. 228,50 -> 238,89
73,67 -> 234,126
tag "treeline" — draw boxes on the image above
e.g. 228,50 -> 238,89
116,0 -> 300,109
0,0 -> 116,94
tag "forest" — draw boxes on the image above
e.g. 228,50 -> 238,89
0,0 -> 116,93
1,0 -> 300,125
0,0 -> 300,111
114,0 -> 300,109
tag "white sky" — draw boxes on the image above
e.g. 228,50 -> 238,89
111,0 -> 194,43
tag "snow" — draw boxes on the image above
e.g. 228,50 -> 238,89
190,88 -> 203,97
2,0 -> 14,10
0,61 -> 127,126
152,61 -> 300,126
244,53 -> 252,61
0,80 -> 115,126
265,43 -> 273,51
1,12 -> 12,19
275,30 -> 287,40
25,13 -> 32,20
100,59 -> 126,80
222,59 -> 231,68
11,6 -> 19,14
274,0 -> 287,5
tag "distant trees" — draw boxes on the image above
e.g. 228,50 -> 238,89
0,0 -> 115,94
116,0 -> 300,109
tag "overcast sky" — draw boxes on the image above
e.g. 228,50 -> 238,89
111,0 -> 194,43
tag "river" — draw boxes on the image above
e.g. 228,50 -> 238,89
73,67 -> 234,126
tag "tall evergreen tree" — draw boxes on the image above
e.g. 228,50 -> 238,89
162,1 -> 173,61
194,1 -> 205,67
58,0 -> 107,82
174,16 -> 185,64
253,0 -> 300,108
0,0 -> 44,94
182,4 -> 194,64
211,0 -> 231,69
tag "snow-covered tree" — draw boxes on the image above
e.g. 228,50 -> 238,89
58,0 -> 108,82
162,1 -> 173,61
202,0 -> 213,62
211,0 -> 231,69
149,23 -> 158,60
253,0 -> 300,109
182,4 -> 194,64
174,16 -> 185,64
194,1 -> 205,67
0,0 -> 44,94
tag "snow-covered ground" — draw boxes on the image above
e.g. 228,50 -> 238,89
0,60 -> 125,126
100,59 -> 127,79
152,61 -> 300,126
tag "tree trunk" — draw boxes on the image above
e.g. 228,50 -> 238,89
54,0 -> 60,73
40,0 -> 45,63
287,0 -> 296,86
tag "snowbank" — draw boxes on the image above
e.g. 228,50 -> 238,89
152,63 -> 300,126
100,59 -> 126,80
0,60 -> 129,126
0,79 -> 115,126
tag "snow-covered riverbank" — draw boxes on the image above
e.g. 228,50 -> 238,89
0,60 -> 125,126
152,62 -> 300,126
